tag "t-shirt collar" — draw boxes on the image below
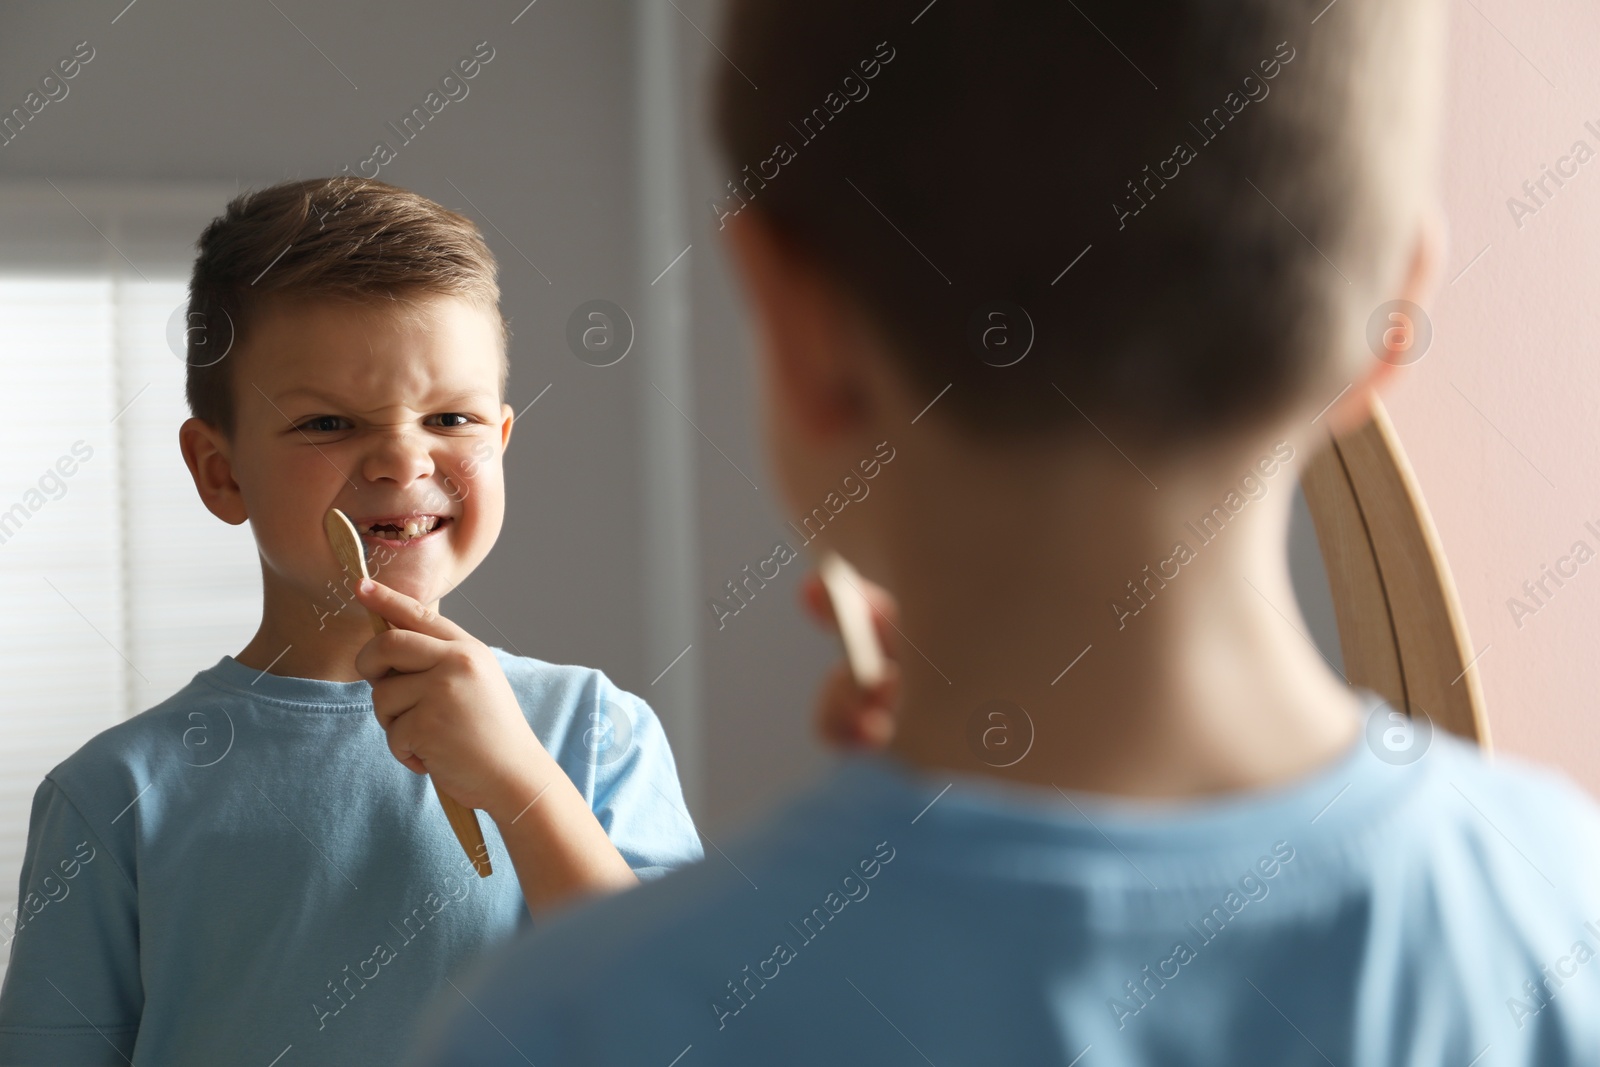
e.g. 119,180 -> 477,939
197,655 -> 376,710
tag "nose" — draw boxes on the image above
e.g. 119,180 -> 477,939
360,426 -> 436,487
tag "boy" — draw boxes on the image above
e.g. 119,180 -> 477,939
0,178 -> 702,1065
410,0 -> 1600,1063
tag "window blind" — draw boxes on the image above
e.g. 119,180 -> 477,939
0,184 -> 260,985
0,279 -> 128,980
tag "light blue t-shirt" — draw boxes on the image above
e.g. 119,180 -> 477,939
411,690 -> 1600,1066
0,649 -> 703,1066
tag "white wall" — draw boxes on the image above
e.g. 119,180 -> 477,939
1386,0 -> 1600,794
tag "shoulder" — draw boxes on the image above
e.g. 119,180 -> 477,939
490,648 -> 642,716
17,682 -> 216,895
1404,734 -> 1600,863
487,647 -> 636,695
1289,732 -> 1600,915
24,670 -> 244,880
1440,737 -> 1600,906
1297,735 -> 1600,980
48,669 -> 228,800
1330,735 -> 1600,1054
488,648 -> 665,757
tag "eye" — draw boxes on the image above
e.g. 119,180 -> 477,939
297,415 -> 351,433
428,413 -> 475,428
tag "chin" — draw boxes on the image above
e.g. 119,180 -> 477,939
368,536 -> 480,603
385,571 -> 452,607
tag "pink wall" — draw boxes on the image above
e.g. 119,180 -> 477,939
1386,0 -> 1600,794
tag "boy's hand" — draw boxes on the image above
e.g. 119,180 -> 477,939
351,578 -> 545,821
353,578 -> 639,913
800,570 -> 901,750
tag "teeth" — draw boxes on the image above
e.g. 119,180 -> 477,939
365,517 -> 442,541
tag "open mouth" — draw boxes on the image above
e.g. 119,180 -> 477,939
359,515 -> 450,545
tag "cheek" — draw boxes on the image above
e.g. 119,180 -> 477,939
231,446 -> 351,587
447,457 -> 506,536
239,448 -> 339,538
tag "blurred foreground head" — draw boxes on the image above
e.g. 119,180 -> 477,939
713,0 -> 1446,453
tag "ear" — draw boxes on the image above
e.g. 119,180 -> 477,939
499,402 -> 514,451
723,209 -> 867,440
1322,206 -> 1446,437
179,417 -> 249,524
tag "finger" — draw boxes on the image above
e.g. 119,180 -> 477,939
800,571 -> 837,627
855,708 -> 896,748
816,666 -> 868,745
825,671 -> 876,748
816,662 -> 900,748
824,699 -> 895,748
354,628 -> 453,684
369,671 -> 425,731
353,578 -> 468,642
377,704 -> 430,775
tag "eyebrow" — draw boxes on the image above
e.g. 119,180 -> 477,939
272,387 -> 498,409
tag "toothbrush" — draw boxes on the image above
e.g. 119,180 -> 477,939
817,551 -> 888,688
324,508 -> 493,878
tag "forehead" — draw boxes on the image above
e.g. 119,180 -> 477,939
236,293 -> 505,401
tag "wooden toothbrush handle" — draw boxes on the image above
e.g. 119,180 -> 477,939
434,782 -> 493,878
368,612 -> 492,877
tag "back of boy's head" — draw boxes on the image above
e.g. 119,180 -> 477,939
184,177 -> 506,436
715,0 -> 1444,452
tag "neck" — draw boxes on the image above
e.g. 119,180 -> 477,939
235,563 -> 439,682
865,425 -> 1362,800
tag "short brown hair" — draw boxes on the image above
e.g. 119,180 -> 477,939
185,176 -> 506,434
714,0 -> 1441,449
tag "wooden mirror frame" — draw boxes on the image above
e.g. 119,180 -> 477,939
1301,395 -> 1491,749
